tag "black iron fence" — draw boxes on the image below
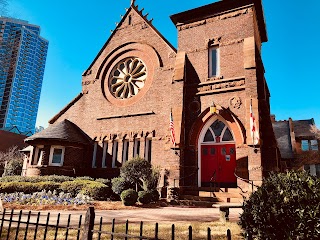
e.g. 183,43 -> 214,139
0,207 -> 233,240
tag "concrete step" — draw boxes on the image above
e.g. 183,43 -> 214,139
176,200 -> 216,207
180,195 -> 218,202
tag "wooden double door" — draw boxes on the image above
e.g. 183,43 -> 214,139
201,144 -> 236,186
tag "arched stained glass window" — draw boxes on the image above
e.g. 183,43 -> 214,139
222,128 -> 234,141
211,121 -> 225,137
204,130 -> 214,142
203,120 -> 234,143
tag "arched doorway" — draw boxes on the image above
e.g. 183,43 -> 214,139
198,118 -> 237,187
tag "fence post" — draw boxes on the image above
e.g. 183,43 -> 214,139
227,229 -> 231,240
81,207 -> 95,240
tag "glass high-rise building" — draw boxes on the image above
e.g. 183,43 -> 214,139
0,17 -> 48,135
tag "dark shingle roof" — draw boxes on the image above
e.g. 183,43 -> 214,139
292,119 -> 315,138
25,119 -> 92,145
272,121 -> 294,159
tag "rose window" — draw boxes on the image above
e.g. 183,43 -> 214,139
109,58 -> 147,99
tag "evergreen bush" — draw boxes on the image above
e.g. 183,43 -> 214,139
148,189 -> 160,202
111,177 -> 135,195
121,189 -> 138,206
240,171 -> 320,239
138,191 -> 152,204
80,182 -> 112,200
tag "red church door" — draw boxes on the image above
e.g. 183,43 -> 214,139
201,144 -> 236,186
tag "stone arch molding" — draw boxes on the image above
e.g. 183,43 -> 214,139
189,106 -> 246,147
98,42 -> 162,107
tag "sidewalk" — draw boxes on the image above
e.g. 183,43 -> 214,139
1,205 -> 243,228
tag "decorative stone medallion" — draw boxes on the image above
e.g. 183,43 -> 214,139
229,96 -> 242,109
109,57 -> 147,99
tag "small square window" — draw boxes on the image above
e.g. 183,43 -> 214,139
49,146 -> 65,166
301,140 -> 309,151
311,140 -> 318,151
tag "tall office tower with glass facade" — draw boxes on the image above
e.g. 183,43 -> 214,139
0,17 -> 48,135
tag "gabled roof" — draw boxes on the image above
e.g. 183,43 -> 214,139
48,93 -> 83,124
293,119 -> 315,138
170,0 -> 267,43
83,3 -> 176,76
272,121 -> 294,159
25,119 -> 92,145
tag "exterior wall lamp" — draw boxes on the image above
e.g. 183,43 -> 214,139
210,102 -> 217,114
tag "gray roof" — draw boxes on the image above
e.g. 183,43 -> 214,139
292,119 -> 315,138
272,121 -> 294,159
25,119 -> 92,145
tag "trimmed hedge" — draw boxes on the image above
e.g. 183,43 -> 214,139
138,191 -> 152,204
0,175 -> 74,183
79,183 -> 112,200
0,176 -> 113,200
121,189 -> 138,206
0,181 -> 61,194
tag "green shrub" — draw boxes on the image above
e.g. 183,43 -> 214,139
138,191 -> 152,204
75,176 -> 94,181
95,178 -> 111,186
121,189 -> 138,206
79,182 -> 112,200
0,181 -> 62,194
111,177 -> 135,195
0,175 -> 74,183
60,180 -> 94,197
148,189 -> 160,202
41,175 -> 74,183
143,167 -> 160,191
0,182 -> 37,194
240,171 -> 320,239
34,182 -> 61,192
120,157 -> 152,191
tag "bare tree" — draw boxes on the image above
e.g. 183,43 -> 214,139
0,146 -> 24,176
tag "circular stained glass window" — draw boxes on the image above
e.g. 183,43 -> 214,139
109,57 -> 147,99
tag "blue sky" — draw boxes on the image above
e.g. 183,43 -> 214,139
7,0 -> 320,128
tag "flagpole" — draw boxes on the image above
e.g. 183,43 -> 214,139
251,99 -> 255,148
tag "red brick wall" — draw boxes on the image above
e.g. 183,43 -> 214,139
52,8 -> 183,185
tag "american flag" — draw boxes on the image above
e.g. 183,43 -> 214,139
250,99 -> 259,145
170,110 -> 176,146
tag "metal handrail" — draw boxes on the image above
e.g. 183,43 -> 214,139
209,170 -> 216,182
234,170 -> 259,192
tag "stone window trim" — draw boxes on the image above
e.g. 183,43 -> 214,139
102,48 -> 157,107
49,146 -> 65,167
32,145 -> 44,166
109,57 -> 147,100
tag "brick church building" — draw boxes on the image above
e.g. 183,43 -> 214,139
24,0 -> 279,193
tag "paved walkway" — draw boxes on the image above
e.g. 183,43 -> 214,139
3,206 -> 242,227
